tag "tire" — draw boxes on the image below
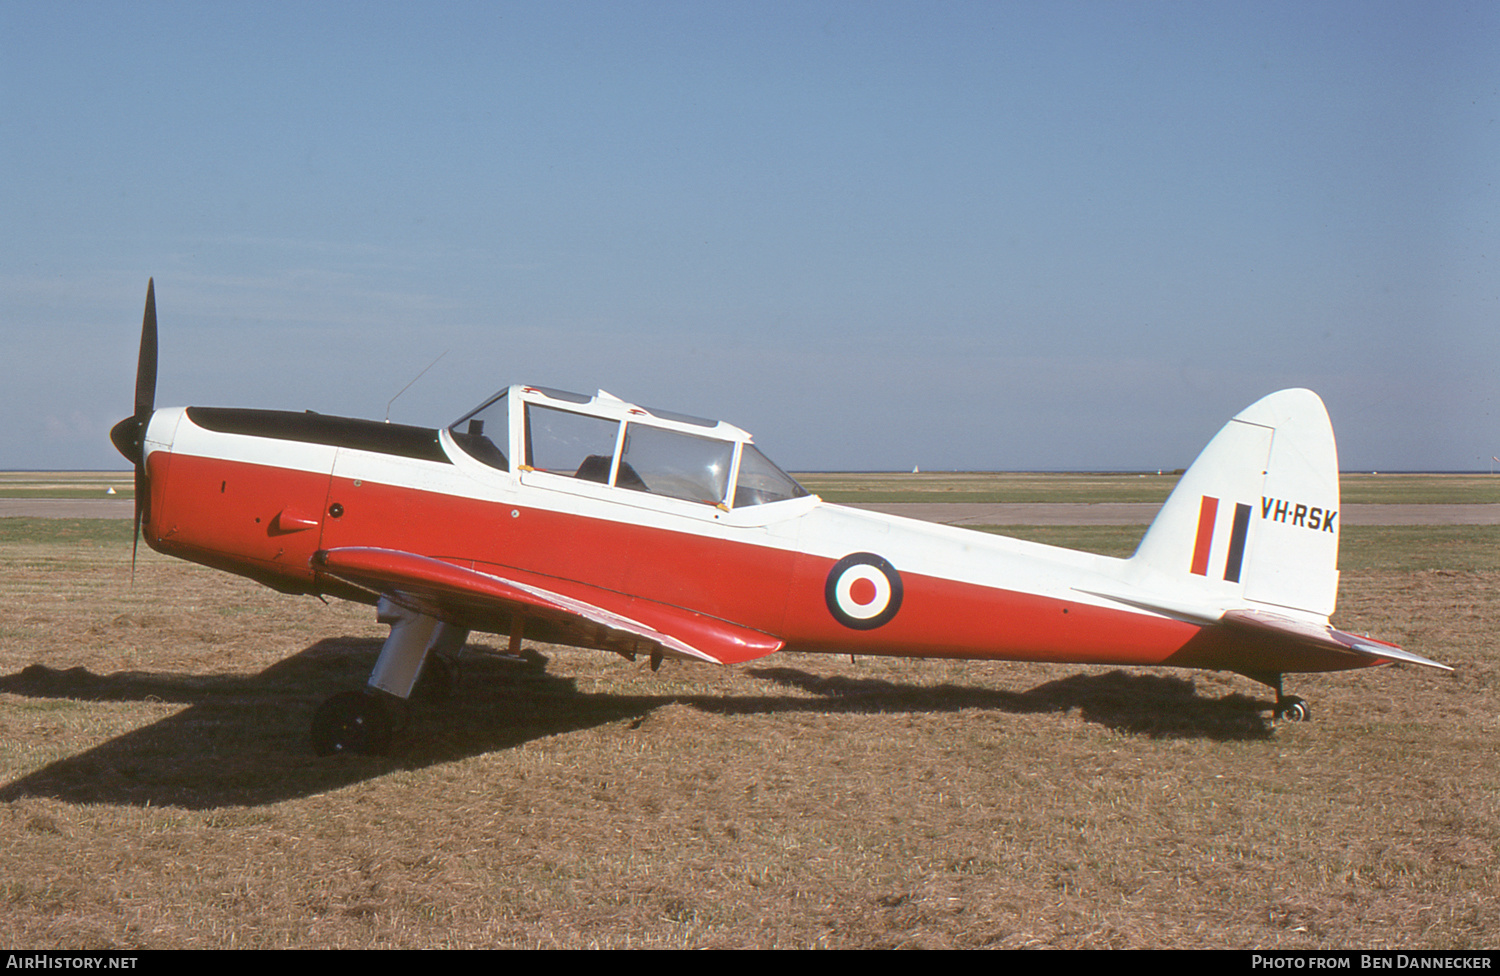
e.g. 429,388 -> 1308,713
311,690 -> 394,756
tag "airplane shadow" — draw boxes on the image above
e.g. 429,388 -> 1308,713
0,641 -> 1273,810
747,666 -> 1275,740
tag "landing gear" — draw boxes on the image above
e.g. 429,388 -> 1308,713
412,654 -> 453,702
311,690 -> 395,756
1241,671 -> 1313,725
311,598 -> 471,756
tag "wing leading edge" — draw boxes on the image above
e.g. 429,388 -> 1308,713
313,547 -> 784,666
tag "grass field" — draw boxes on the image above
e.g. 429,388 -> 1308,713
0,501 -> 1495,949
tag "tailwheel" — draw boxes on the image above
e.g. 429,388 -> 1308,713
1242,672 -> 1313,726
1277,695 -> 1311,724
311,690 -> 395,756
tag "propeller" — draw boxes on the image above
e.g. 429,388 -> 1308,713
109,278 -> 158,576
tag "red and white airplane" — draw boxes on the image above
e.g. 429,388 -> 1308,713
110,281 -> 1448,754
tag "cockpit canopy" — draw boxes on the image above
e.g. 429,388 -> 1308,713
448,385 -> 808,509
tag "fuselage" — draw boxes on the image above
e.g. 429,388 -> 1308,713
135,390 -> 1369,676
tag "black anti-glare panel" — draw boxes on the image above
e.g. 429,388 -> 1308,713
186,407 -> 451,464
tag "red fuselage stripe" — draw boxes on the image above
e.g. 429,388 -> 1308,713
146,448 -> 1369,673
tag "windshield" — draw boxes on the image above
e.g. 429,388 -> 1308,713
734,444 -> 809,507
448,389 -> 510,470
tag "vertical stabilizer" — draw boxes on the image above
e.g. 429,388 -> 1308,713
1129,389 -> 1340,618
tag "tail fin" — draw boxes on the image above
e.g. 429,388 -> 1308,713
1130,389 -> 1340,618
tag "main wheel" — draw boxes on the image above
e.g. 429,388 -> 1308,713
412,655 -> 453,703
1277,696 -> 1311,723
311,690 -> 394,756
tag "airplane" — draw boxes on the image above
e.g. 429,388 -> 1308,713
108,281 -> 1449,755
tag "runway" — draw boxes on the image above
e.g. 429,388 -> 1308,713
5,498 -> 1498,525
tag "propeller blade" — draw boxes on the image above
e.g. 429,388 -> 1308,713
136,278 -> 157,422
113,279 -> 158,582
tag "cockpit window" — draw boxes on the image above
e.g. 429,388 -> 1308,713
449,388 -> 804,510
525,403 -> 621,481
734,444 -> 809,507
618,423 -> 733,505
448,390 -> 510,470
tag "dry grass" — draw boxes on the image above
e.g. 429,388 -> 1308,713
0,518 -> 1495,949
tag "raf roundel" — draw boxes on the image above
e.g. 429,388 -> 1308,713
825,552 -> 903,630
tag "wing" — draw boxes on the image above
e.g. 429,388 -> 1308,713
312,547 -> 783,666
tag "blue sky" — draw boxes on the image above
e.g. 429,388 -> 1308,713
3,1 -> 1496,472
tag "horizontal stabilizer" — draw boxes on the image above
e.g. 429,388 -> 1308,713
1072,587 -> 1452,674
1221,609 -> 1451,671
314,547 -> 783,666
